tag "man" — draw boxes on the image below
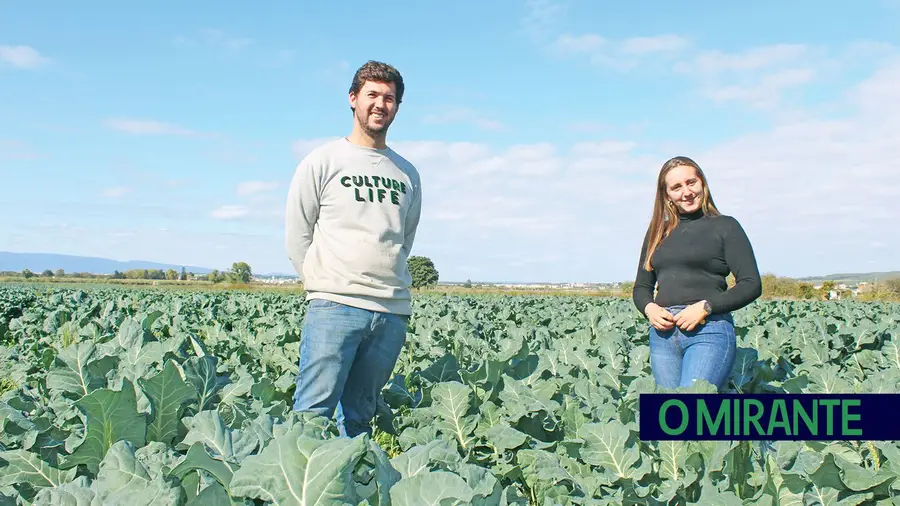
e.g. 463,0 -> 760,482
284,60 -> 422,438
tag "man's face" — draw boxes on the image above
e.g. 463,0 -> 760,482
350,80 -> 399,135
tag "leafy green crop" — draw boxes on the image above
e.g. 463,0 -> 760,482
0,283 -> 899,504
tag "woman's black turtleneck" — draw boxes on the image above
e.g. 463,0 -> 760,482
632,209 -> 762,316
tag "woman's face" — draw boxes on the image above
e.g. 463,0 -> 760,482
664,165 -> 704,214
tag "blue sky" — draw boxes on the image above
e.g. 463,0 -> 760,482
2,1 -> 899,282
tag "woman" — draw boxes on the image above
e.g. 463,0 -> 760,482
632,156 -> 762,392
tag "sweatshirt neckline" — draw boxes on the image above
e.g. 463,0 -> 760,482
343,137 -> 390,154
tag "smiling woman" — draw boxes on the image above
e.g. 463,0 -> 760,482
632,155 -> 762,392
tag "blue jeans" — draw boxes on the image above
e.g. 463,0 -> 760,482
648,305 -> 736,391
292,298 -> 408,437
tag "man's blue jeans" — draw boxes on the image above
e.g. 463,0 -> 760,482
292,298 -> 408,438
648,305 -> 736,391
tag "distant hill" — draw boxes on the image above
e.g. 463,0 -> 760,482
796,271 -> 900,284
0,251 -> 214,275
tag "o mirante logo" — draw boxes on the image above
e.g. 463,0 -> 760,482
639,393 -> 896,441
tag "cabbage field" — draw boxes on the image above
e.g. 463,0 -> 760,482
1,283 -> 899,505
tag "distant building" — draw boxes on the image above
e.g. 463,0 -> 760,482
253,276 -> 300,285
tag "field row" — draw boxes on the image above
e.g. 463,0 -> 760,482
0,284 -> 899,504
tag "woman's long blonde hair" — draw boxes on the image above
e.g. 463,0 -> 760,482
642,156 -> 720,271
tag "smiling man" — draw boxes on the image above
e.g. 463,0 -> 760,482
285,60 -> 423,437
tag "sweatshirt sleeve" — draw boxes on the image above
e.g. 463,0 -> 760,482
706,217 -> 762,313
632,229 -> 657,317
284,158 -> 322,282
401,174 -> 422,258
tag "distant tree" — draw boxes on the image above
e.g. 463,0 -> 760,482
798,282 -> 816,299
408,256 -> 439,289
180,267 -> 187,281
859,278 -> 900,301
886,278 -> 900,296
463,279 -> 472,288
124,269 -> 146,280
22,269 -> 34,279
41,269 -> 54,277
208,269 -> 221,283
54,269 -> 65,277
166,269 -> 178,281
111,270 -> 125,279
230,262 -> 252,284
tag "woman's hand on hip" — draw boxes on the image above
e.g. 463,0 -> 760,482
645,303 -> 675,331
674,301 -> 709,332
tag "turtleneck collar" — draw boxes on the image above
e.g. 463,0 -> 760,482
678,209 -> 705,222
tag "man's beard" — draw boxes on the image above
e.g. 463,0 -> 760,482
356,108 -> 391,136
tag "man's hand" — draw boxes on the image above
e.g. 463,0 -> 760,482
645,303 -> 675,331
674,301 -> 709,332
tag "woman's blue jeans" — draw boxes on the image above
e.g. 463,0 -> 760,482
292,298 -> 409,438
648,305 -> 736,391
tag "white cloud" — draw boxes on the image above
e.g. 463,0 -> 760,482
520,0 -> 567,42
675,44 -> 810,75
104,118 -> 210,137
693,61 -> 900,273
553,33 -> 605,54
621,35 -> 691,55
390,141 -> 492,165
210,205 -> 250,220
551,33 -> 690,69
0,45 -> 50,69
108,230 -> 137,239
102,187 -> 132,198
675,42 -> 900,113
705,68 -> 817,109
420,107 -> 504,130
851,60 -> 900,112
209,203 -> 284,222
173,28 -> 297,68
0,139 -> 40,159
547,33 -> 882,114
236,181 -> 280,196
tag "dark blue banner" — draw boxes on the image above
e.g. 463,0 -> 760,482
639,393 -> 900,440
